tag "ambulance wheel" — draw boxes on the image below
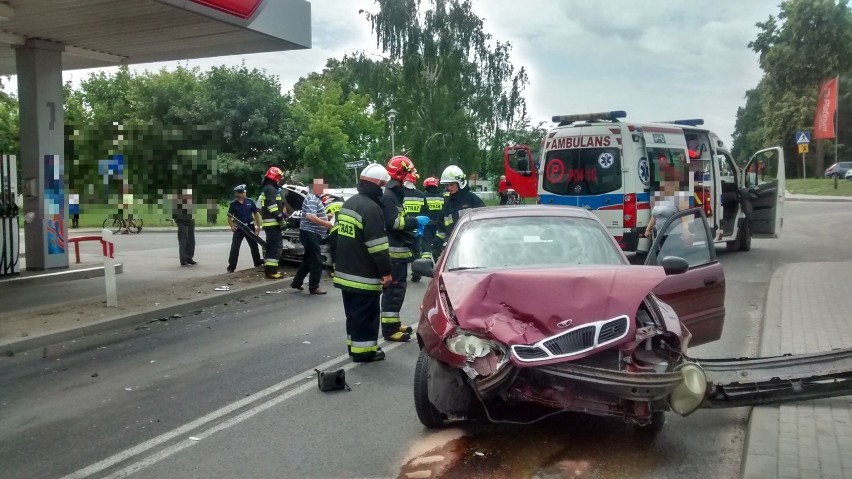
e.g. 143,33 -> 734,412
636,411 -> 666,435
414,350 -> 448,429
738,222 -> 752,252
726,220 -> 743,252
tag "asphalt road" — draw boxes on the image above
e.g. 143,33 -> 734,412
1,202 -> 850,478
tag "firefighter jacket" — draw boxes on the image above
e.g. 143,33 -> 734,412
333,184 -> 392,294
403,187 -> 428,221
435,187 -> 485,244
259,182 -> 284,228
381,182 -> 419,262
424,187 -> 444,226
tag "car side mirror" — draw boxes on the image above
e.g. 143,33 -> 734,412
660,256 -> 689,275
411,258 -> 435,278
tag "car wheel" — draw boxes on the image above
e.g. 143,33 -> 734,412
414,350 -> 448,429
739,221 -> 751,252
634,410 -> 666,436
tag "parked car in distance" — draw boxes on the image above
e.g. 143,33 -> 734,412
824,161 -> 852,178
845,169 -> 852,180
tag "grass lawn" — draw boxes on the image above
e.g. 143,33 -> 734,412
59,204 -> 231,229
785,178 -> 852,196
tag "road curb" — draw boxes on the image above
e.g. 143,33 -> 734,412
0,263 -> 124,287
740,263 -> 793,478
0,280 -> 286,356
785,196 -> 852,202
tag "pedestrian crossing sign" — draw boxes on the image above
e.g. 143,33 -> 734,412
795,131 -> 811,144
798,144 -> 809,154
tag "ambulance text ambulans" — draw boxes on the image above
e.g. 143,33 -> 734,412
504,111 -> 785,253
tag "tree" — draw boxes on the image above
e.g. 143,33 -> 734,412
732,84 -> 769,167
357,0 -> 530,178
745,0 -> 852,173
290,76 -> 383,186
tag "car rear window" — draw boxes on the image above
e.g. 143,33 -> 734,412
541,148 -> 622,196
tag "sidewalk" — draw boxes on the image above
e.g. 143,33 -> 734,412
0,226 -> 301,355
742,262 -> 852,478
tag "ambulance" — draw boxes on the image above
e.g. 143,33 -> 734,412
505,111 -> 785,252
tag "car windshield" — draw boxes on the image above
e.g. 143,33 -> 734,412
444,215 -> 625,270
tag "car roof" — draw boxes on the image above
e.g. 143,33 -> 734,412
463,205 -> 599,221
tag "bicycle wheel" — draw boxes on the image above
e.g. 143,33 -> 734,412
127,219 -> 143,234
103,217 -> 124,234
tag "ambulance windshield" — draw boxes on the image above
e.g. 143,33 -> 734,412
541,148 -> 622,195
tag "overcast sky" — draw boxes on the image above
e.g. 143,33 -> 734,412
12,0 -> 782,148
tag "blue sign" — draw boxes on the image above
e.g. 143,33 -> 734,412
795,131 -> 811,144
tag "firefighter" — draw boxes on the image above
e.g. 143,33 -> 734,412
259,166 -> 286,279
402,170 -> 428,282
433,165 -> 485,257
381,156 -> 430,342
333,164 -> 393,362
421,176 -> 444,262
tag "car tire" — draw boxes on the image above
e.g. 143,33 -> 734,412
414,350 -> 448,429
726,231 -> 741,252
739,221 -> 751,252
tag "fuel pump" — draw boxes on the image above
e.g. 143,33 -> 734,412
1,154 -> 20,277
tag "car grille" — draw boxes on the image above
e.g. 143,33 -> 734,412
543,326 -> 595,356
511,314 -> 631,363
598,316 -> 628,343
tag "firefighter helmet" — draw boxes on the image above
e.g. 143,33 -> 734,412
265,166 -> 284,183
423,177 -> 439,189
440,165 -> 467,189
386,156 -> 416,182
404,170 -> 419,185
360,163 -> 391,187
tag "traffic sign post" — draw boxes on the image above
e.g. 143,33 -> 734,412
345,159 -> 367,186
795,132 -> 811,179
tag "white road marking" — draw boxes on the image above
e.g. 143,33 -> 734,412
62,342 -> 406,479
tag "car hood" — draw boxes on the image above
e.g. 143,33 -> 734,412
441,266 -> 668,345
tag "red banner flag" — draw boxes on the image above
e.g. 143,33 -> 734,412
814,77 -> 839,139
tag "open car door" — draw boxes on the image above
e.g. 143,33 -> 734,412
742,147 -> 785,238
503,145 -> 538,199
645,208 -> 725,347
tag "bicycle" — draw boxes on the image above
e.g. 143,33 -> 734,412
102,216 -> 144,234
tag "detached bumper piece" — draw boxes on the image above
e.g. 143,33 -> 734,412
698,346 -> 852,409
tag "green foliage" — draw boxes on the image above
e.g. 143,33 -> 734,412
739,0 -> 852,175
355,0 -> 530,178
290,75 -> 384,186
0,90 -> 18,155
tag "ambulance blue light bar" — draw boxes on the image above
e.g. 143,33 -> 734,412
658,119 -> 705,126
552,111 -> 627,124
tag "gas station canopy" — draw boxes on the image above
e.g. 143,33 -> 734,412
0,0 -> 311,74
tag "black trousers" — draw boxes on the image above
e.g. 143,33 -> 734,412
228,226 -> 262,269
177,223 -> 195,264
380,262 -> 408,337
293,229 -> 324,289
344,290 -> 381,360
263,226 -> 283,275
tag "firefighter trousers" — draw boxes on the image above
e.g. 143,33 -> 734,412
343,290 -> 381,360
263,226 -> 283,276
380,262 -> 408,338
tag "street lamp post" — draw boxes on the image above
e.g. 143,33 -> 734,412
386,109 -> 398,156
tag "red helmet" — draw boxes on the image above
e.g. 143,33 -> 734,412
265,166 -> 283,183
386,156 -> 416,182
404,170 -> 419,184
423,176 -> 439,188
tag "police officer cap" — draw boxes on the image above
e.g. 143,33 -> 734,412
234,184 -> 247,192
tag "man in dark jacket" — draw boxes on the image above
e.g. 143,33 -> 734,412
333,164 -> 393,362
421,176 -> 444,262
173,188 -> 196,266
402,171 -> 428,282
259,167 -> 286,279
433,165 -> 485,257
380,156 -> 430,342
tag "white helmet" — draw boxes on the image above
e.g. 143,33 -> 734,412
360,163 -> 391,187
440,165 -> 467,189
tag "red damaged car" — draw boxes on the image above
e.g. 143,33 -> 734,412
410,205 -> 726,431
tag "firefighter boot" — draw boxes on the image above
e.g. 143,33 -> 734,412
265,264 -> 282,280
384,331 -> 411,342
352,348 -> 386,363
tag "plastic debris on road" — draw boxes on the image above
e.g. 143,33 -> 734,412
189,436 -> 201,441
266,289 -> 283,294
302,341 -> 311,345
214,286 -> 231,291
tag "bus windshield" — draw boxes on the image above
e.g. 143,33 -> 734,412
542,148 -> 622,196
